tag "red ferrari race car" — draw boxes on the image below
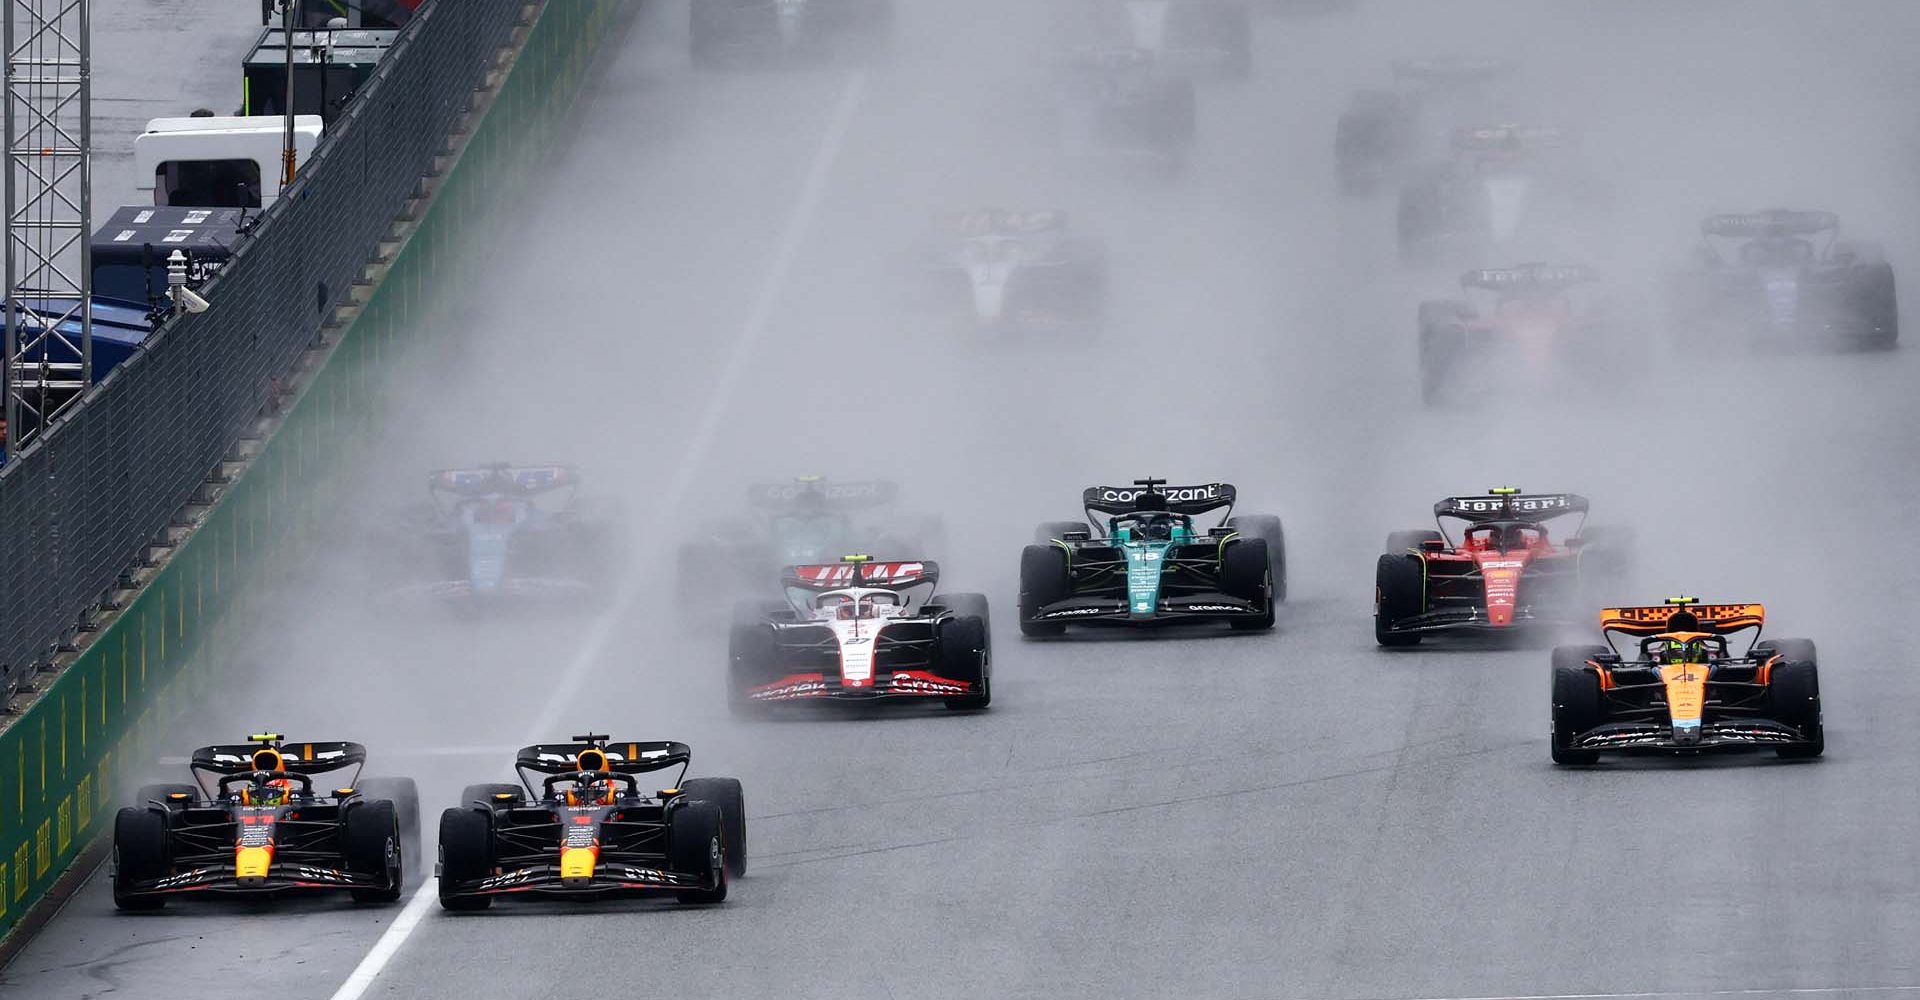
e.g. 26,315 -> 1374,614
1374,488 -> 1631,646
727,556 -> 991,715
1417,263 -> 1620,405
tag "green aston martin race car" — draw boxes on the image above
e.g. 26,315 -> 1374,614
1018,478 -> 1284,635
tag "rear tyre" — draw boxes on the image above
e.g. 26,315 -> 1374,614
358,777 -> 420,860
937,613 -> 992,710
458,783 -> 523,808
1221,537 -> 1274,631
437,807 -> 494,911
1374,554 -> 1424,647
1383,530 -> 1442,554
1766,654 -> 1823,759
1018,544 -> 1071,636
680,777 -> 748,878
1550,646 -> 1607,765
343,800 -> 403,903
112,807 -> 170,911
668,800 -> 729,904
1226,515 -> 1287,603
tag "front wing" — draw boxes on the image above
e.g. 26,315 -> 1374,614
120,863 -> 387,898
1026,593 -> 1266,627
441,862 -> 712,899
1567,718 -> 1814,754
742,669 -> 979,703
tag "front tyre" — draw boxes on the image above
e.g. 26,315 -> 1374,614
1018,544 -> 1071,636
1374,554 -> 1424,647
1550,646 -> 1606,765
343,799 -> 403,903
668,800 -> 729,904
1221,537 -> 1274,631
437,807 -> 494,911
112,807 -> 170,911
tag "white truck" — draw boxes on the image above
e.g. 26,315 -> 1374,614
133,114 -> 323,211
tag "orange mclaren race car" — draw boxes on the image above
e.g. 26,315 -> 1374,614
111,734 -> 419,909
1549,598 -> 1824,764
436,735 -> 744,910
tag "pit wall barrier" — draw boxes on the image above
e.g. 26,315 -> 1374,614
0,0 -> 627,941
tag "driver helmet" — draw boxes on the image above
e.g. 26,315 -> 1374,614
1660,637 -> 1711,665
241,773 -> 289,807
1137,513 -> 1175,542
566,777 -> 616,807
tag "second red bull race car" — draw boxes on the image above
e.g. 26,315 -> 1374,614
727,557 -> 992,714
1374,488 -> 1630,646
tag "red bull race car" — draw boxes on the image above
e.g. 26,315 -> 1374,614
1550,598 -> 1823,764
1374,488 -> 1630,646
111,734 -> 418,909
727,556 -> 991,714
437,736 -> 745,910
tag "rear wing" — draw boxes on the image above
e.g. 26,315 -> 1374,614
1452,124 -> 1566,153
1600,603 -> 1765,636
1434,491 -> 1587,523
1461,264 -> 1595,293
783,560 -> 938,590
940,209 -> 1066,238
1700,209 -> 1836,239
190,739 -> 365,775
515,739 -> 692,776
747,478 -> 899,511
430,464 -> 578,496
1082,482 -> 1236,517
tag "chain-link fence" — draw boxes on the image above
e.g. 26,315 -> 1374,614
0,0 -> 526,705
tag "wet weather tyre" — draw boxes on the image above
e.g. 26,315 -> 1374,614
1551,646 -> 1607,765
1019,544 -> 1071,636
1767,657 -> 1823,759
343,800 -> 402,903
938,613 -> 993,710
359,777 -> 420,848
1374,554 -> 1424,647
728,621 -> 779,718
112,807 -> 169,911
1226,515 -> 1287,602
1222,537 -> 1274,631
681,777 -> 748,877
437,807 -> 494,911
459,783 -> 523,808
668,800 -> 729,904
938,592 -> 991,634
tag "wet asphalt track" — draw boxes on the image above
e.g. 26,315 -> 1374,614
7,2 -> 1920,998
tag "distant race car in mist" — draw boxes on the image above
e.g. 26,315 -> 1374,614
1051,47 -> 1197,170
1551,598 -> 1823,764
1336,57 -> 1514,196
690,0 -> 893,69
919,209 -> 1108,334
1417,263 -> 1619,406
727,556 -> 991,715
1020,479 -> 1283,635
437,735 -> 744,910
1397,124 -> 1607,267
1374,488 -> 1630,647
676,477 -> 945,615
1051,0 -> 1253,80
113,734 -> 418,910
371,464 -> 623,610
1668,209 -> 1897,350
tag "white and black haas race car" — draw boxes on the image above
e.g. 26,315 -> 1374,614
727,557 -> 991,715
920,209 -> 1108,334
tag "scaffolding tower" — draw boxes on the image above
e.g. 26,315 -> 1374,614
2,0 -> 90,455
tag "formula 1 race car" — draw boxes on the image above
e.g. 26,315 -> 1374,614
1374,489 -> 1631,646
921,209 -> 1108,334
1051,0 -> 1253,80
1550,598 -> 1823,764
1020,479 -> 1284,635
1669,209 -> 1898,350
1052,47 -> 1198,171
727,556 -> 991,714
112,734 -> 419,910
1397,124 -> 1605,267
438,735 -> 744,910
677,478 -> 944,614
1336,57 -> 1512,196
1417,263 -> 1612,405
690,0 -> 893,69
372,464 -> 621,609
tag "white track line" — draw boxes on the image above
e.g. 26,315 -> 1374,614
1383,987 -> 1920,1000
326,69 -> 868,1000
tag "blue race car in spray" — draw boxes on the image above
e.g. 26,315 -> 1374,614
1670,209 -> 1897,350
377,464 -> 621,609
1018,478 -> 1284,636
